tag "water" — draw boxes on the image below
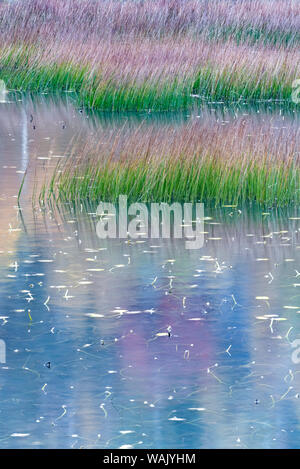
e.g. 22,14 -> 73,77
0,94 -> 300,449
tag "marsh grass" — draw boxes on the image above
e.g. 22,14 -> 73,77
5,1 -> 299,206
0,1 -> 299,110
40,119 -> 300,207
50,156 -> 299,206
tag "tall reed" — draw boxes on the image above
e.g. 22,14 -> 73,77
0,1 -> 299,110
41,117 -> 300,206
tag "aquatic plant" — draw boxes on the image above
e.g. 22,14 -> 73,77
51,155 -> 299,207
0,1 -> 299,110
40,118 -> 300,207
2,0 -> 300,47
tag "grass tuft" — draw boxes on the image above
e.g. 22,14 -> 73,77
41,119 -> 300,207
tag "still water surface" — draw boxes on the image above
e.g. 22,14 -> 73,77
0,94 -> 300,448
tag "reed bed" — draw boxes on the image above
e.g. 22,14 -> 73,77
0,0 -> 299,110
41,117 -> 300,206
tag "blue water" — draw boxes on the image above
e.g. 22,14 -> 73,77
0,95 -> 300,448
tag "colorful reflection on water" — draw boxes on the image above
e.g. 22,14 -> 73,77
0,94 -> 300,448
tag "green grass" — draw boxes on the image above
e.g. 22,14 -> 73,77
192,64 -> 294,102
0,1 -> 299,110
0,44 -> 297,111
206,24 -> 300,49
40,154 -> 300,207
0,51 -> 192,111
5,1 -> 299,207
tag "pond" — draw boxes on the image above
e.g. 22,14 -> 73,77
0,94 -> 300,449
